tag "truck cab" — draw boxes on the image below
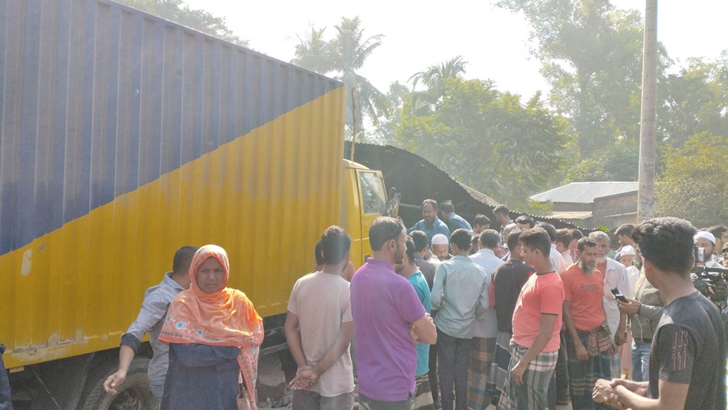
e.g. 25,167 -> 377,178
341,160 -> 389,268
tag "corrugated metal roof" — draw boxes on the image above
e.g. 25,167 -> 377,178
550,211 -> 594,220
457,182 -> 501,207
530,182 -> 638,204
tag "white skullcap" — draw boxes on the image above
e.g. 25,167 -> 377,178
694,231 -> 716,245
432,234 -> 449,245
621,245 -> 636,256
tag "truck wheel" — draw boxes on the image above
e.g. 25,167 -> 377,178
77,357 -> 158,410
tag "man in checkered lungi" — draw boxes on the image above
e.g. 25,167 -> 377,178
562,238 -> 616,410
498,228 -> 564,410
467,230 -> 504,409
489,229 -> 534,406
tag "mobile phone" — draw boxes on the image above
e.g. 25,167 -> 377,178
611,287 -> 628,303
695,246 -> 705,263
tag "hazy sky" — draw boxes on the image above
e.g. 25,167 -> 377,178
184,0 -> 727,100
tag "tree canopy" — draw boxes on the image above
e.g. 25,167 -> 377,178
656,134 -> 728,227
284,6 -> 728,221
397,78 -> 571,211
115,0 -> 248,46
496,0 -> 648,155
291,17 -> 389,141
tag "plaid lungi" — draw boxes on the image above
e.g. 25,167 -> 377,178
610,351 -> 621,380
565,329 -> 613,410
489,331 -> 513,405
414,374 -> 435,410
467,336 -> 496,410
497,341 -> 558,410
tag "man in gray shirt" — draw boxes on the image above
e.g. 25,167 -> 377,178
103,246 -> 198,404
431,229 -> 488,410
411,230 -> 439,290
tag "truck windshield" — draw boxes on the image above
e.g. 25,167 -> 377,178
359,172 -> 387,215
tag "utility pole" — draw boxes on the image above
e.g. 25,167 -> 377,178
350,88 -> 358,162
637,0 -> 658,221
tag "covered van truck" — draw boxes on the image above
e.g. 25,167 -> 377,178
0,0 -> 389,408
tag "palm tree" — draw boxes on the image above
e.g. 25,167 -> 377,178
291,26 -> 333,74
330,17 -> 389,139
408,56 -> 468,114
291,17 -> 389,140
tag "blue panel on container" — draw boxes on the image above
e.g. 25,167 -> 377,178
138,18 -> 164,187
100,4 -> 120,207
127,11 -> 142,193
1,0 -> 22,254
47,1 -> 70,240
0,0 -> 342,256
17,0 -> 41,250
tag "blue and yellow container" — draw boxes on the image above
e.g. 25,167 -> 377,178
0,0 -> 350,370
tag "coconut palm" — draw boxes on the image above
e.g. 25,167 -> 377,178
291,26 -> 333,74
408,56 -> 468,114
291,16 -> 389,140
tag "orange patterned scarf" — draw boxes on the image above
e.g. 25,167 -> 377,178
159,245 -> 264,409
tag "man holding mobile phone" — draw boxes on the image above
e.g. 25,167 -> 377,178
561,238 -> 616,409
594,218 -> 726,410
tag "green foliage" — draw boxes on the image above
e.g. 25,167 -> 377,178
291,26 -> 333,74
396,78 -> 571,211
495,0 -> 663,155
565,142 -> 639,182
655,133 -> 728,226
369,81 -> 411,145
408,56 -> 468,115
115,0 -> 247,46
291,17 -> 389,141
526,199 -> 554,216
658,53 -> 728,146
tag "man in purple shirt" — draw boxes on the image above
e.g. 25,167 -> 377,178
351,217 -> 438,409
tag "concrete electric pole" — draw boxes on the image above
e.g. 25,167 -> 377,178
637,0 -> 658,221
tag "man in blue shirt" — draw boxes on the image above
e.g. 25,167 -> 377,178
468,230 -> 503,409
432,229 -> 488,410
439,200 -> 472,234
408,199 -> 451,244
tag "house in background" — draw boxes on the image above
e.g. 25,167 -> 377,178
530,182 -> 638,230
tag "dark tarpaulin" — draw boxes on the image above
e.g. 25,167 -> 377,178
344,142 -> 588,232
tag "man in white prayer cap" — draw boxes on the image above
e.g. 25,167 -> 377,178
694,231 -> 722,268
432,234 -> 452,262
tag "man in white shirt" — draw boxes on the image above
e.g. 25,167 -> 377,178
589,230 -> 629,380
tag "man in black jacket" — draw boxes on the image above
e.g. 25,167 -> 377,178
593,217 -> 726,410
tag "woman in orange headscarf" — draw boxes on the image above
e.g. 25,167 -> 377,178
159,245 -> 264,410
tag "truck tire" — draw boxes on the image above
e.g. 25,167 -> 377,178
77,357 -> 158,410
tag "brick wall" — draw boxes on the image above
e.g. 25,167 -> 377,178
592,192 -> 638,229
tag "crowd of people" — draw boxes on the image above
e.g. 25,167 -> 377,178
78,199 -> 728,410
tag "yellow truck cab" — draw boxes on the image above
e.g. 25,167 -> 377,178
342,160 -> 388,268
